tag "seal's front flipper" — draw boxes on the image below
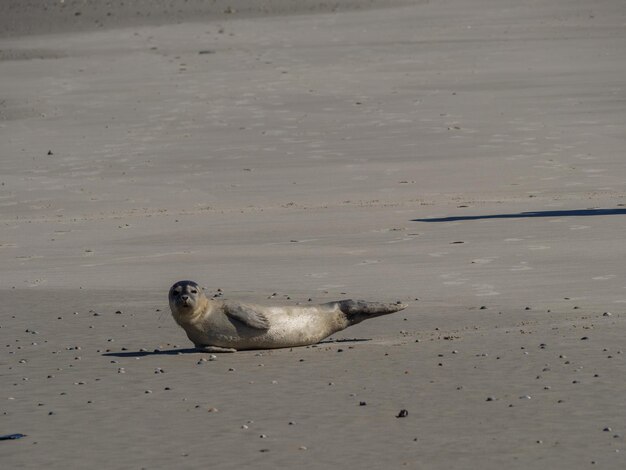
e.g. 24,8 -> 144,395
225,304 -> 270,330
196,345 -> 237,353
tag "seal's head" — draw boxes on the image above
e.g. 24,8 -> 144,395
168,280 -> 207,319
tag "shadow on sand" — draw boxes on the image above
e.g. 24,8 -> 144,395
102,338 -> 371,357
413,207 -> 626,223
103,348 -> 199,357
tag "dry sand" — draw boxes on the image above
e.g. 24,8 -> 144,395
1,0 -> 626,468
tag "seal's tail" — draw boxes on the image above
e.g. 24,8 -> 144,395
336,299 -> 407,325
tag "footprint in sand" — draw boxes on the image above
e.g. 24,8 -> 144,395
473,284 -> 499,297
356,259 -> 380,266
592,275 -> 616,281
386,237 -> 415,244
440,273 -> 468,286
308,272 -> 328,279
511,262 -> 532,272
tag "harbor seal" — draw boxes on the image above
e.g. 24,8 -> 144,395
168,280 -> 407,352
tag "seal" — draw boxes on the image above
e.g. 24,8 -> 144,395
168,280 -> 407,352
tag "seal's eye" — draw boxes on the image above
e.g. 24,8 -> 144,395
174,287 -> 182,295
190,289 -> 197,294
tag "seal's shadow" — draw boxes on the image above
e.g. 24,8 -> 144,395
413,207 -> 626,223
102,338 -> 371,357
319,338 -> 371,344
103,348 -> 198,357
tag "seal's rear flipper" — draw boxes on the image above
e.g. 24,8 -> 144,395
336,299 -> 407,325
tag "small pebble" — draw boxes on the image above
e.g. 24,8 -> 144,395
396,409 -> 408,418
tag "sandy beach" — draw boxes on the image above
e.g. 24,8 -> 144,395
1,0 -> 625,468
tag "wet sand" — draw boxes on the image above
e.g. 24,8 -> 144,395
1,0 -> 626,468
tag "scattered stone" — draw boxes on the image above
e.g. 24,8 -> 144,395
396,409 -> 408,418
